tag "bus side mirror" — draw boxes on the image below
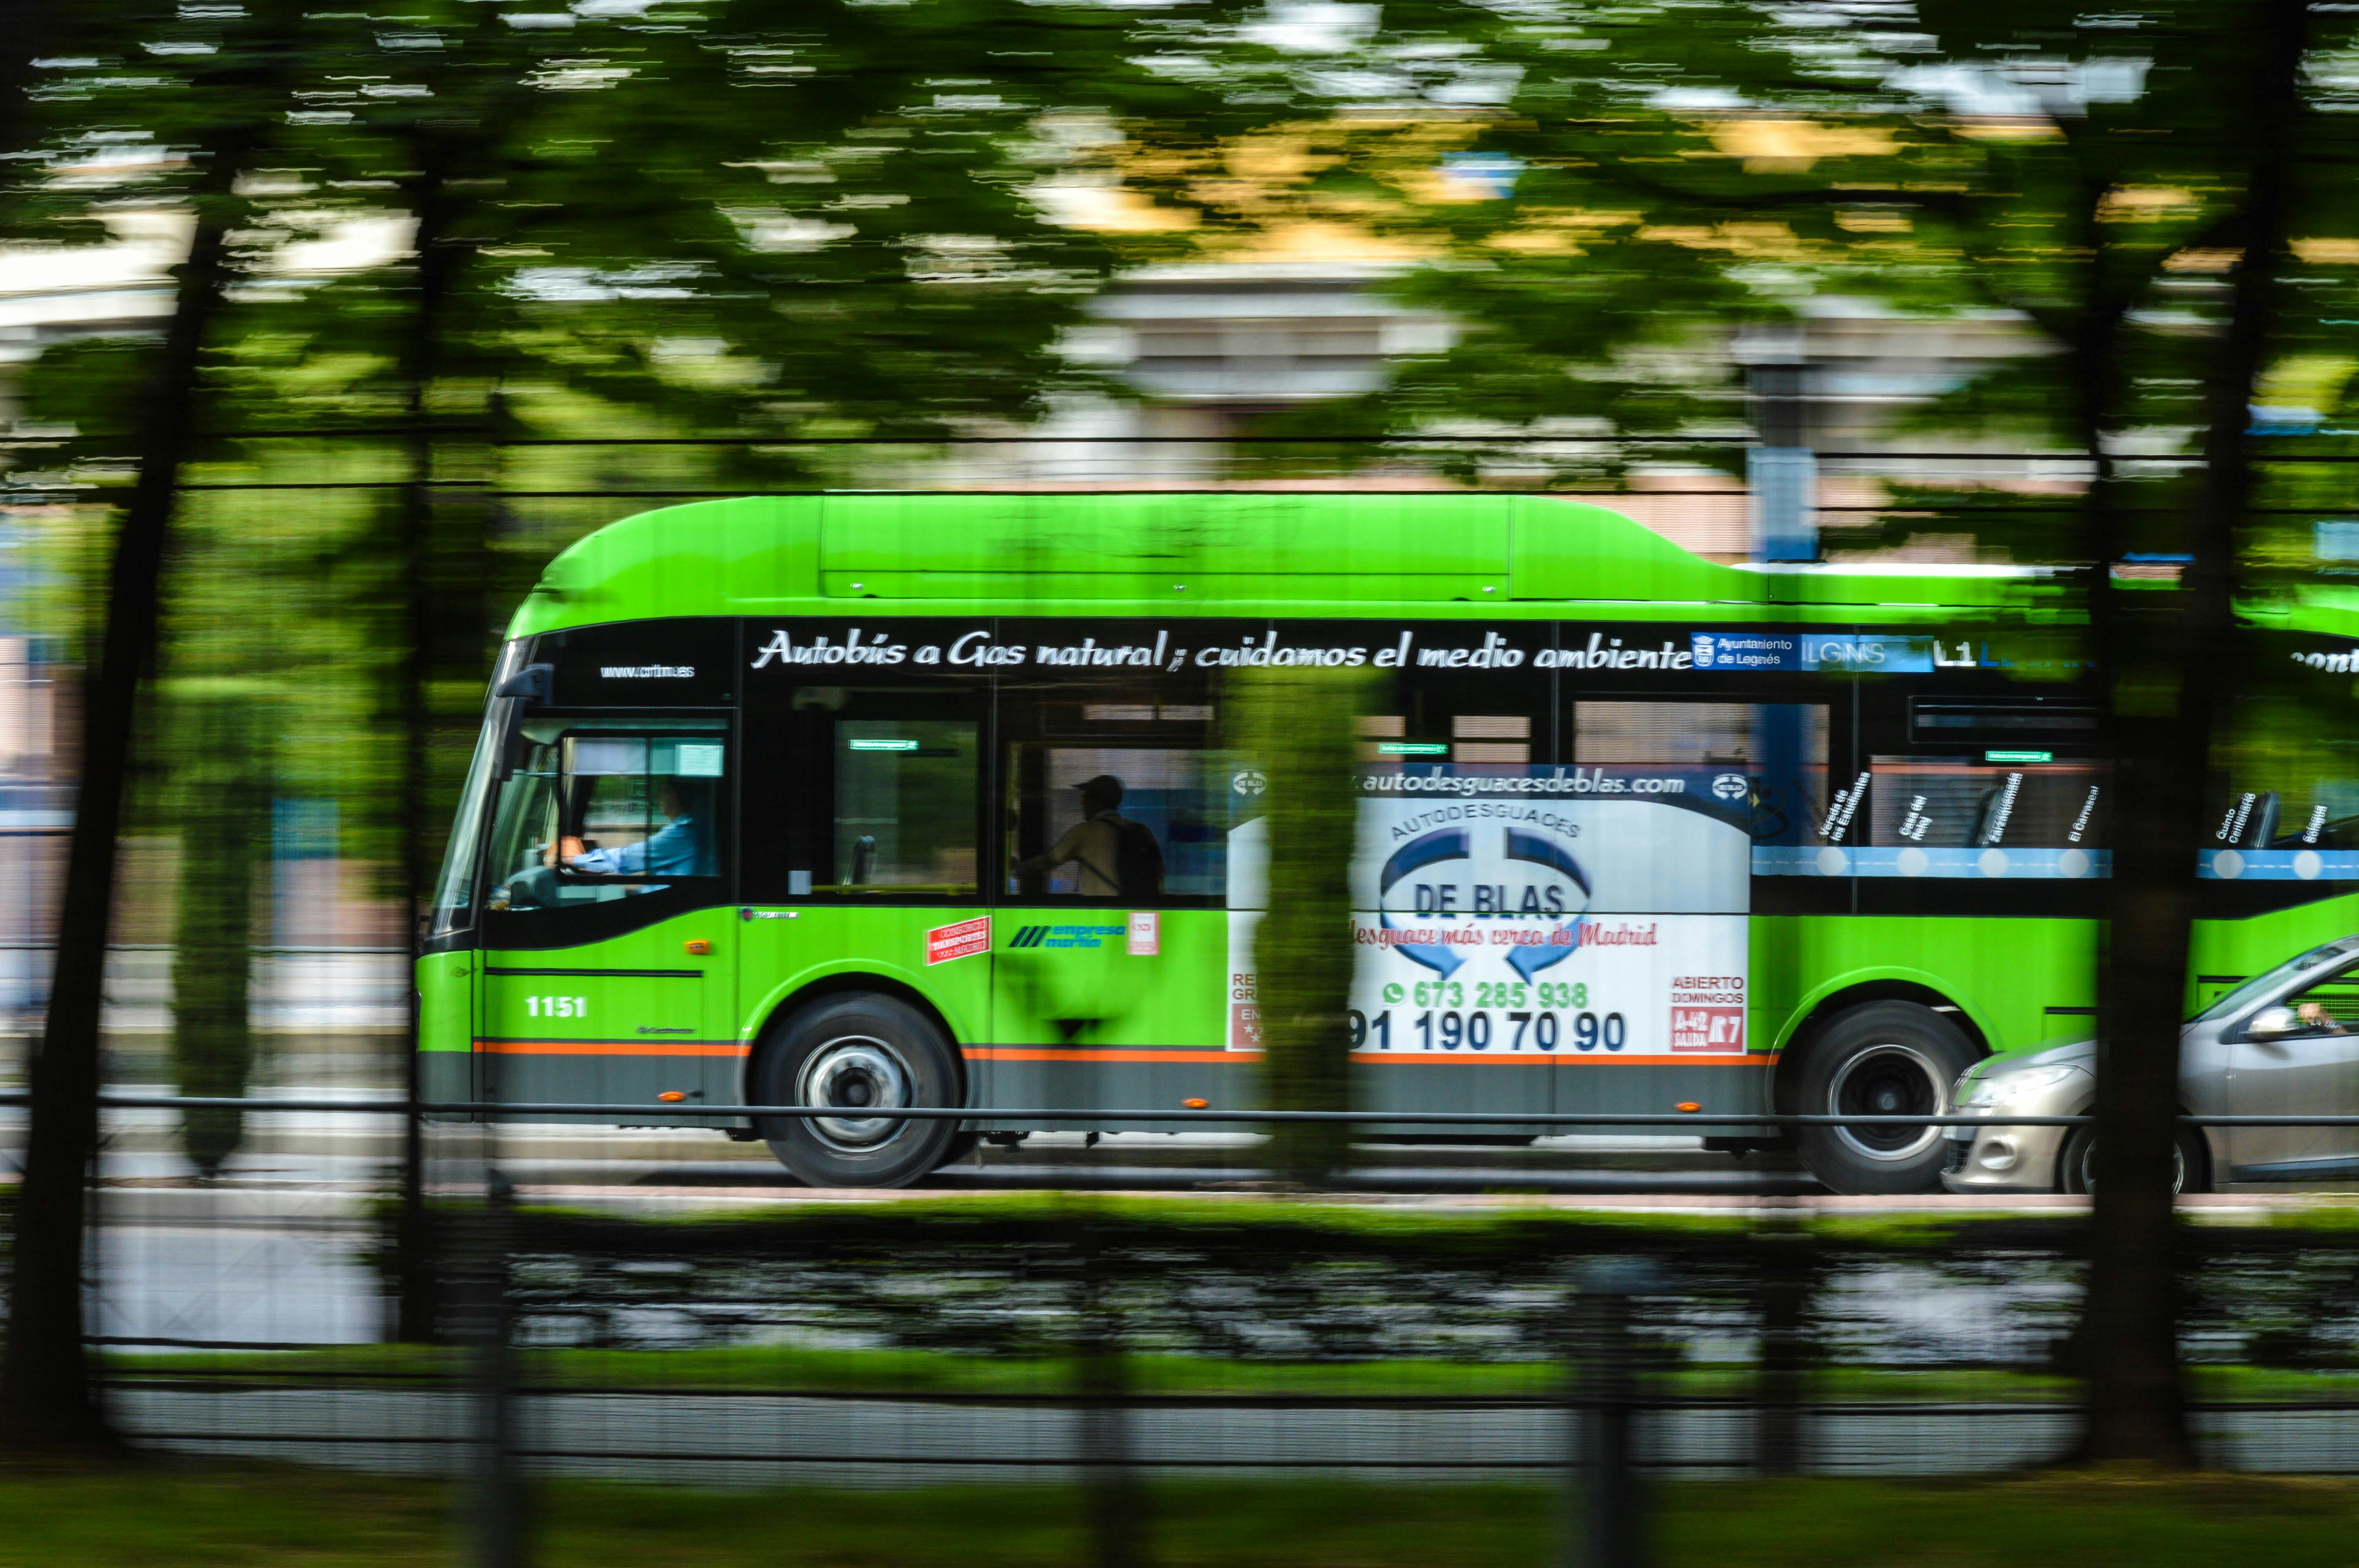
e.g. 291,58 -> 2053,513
496,663 -> 554,704
2247,1004 -> 2303,1042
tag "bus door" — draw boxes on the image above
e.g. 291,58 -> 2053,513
474,719 -> 736,1112
1548,699 -> 1828,1123
992,671 -> 1232,1114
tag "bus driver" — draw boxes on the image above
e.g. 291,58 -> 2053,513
560,779 -> 716,878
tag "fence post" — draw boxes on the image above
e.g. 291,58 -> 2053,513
1076,1211 -> 1145,1568
1753,1219 -> 1813,1476
460,1165 -> 525,1568
1567,1257 -> 1657,1568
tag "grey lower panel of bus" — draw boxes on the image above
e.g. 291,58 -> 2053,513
422,1048 -> 749,1129
969,1054 -> 1772,1140
422,1047 -> 1773,1140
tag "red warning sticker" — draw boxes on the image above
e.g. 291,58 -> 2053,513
925,916 -> 992,966
1670,1005 -> 1746,1053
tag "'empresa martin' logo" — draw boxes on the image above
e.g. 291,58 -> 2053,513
1007,924 -> 1127,950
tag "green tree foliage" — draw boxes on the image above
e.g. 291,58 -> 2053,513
165,684 -> 271,1177
1226,666 -> 1379,1187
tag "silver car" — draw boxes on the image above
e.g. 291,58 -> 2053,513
1942,935 -> 2359,1194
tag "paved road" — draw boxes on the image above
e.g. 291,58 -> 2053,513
104,1385 -> 2359,1485
57,1120 -> 2351,1488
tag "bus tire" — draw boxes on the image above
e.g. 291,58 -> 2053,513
1792,1002 -> 1977,1196
751,994 -> 961,1188
2055,1122 -> 2209,1196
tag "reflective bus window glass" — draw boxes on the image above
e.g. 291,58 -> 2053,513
434,717 -> 504,933
1868,759 -> 2107,850
564,736 -> 723,879
482,730 -> 560,913
832,720 -> 979,893
999,661 -> 1223,904
483,720 -> 726,915
1573,702 -> 1826,844
1006,743 -> 1226,900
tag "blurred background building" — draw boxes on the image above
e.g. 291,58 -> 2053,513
0,174 -> 2078,1040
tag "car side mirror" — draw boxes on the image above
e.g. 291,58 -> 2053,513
2247,1004 -> 2304,1041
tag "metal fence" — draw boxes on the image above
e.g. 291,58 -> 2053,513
5,1092 -> 2359,1562
7,1097 -> 2359,1482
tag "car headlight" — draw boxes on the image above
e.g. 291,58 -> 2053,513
1960,1063 -> 2084,1109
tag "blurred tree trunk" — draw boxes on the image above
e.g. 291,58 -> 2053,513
2076,0 -> 2312,1467
167,686 -> 270,1178
0,0 -> 58,163
1228,668 -> 1377,1187
391,141 -> 474,1345
0,137 -> 256,1457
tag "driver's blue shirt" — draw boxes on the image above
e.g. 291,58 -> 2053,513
571,812 -> 712,877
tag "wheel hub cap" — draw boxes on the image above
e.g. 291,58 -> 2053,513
1828,1044 -> 1945,1162
800,1037 -> 912,1151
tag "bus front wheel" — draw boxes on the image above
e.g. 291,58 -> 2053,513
1791,1002 -> 1977,1196
752,994 -> 962,1188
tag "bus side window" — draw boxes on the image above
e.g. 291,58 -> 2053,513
999,682 -> 1223,905
1868,757 -> 2108,855
1572,702 -> 1827,844
481,721 -> 727,918
560,735 -> 725,882
826,715 -> 980,894
482,738 -> 562,912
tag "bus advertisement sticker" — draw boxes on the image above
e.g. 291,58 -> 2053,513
1226,764 -> 1752,1056
1229,967 -> 1261,1050
925,916 -> 992,965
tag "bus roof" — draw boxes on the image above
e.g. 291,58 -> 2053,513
508,491 -> 2085,639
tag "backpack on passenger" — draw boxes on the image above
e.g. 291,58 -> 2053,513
1111,816 -> 1165,898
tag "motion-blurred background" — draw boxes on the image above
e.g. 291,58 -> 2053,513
4,3 -> 2359,1561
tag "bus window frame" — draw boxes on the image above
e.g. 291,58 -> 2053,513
543,720 -> 733,889
474,705 -> 738,950
993,653 -> 1228,911
764,685 -> 992,906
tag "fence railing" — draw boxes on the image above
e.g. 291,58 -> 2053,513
23,1091 -> 2359,1129
11,1089 -> 2359,1565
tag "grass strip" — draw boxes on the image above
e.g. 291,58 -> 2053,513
9,1467 -> 2359,1567
105,1343 -> 2112,1403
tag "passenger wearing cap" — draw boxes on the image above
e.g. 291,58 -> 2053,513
1014,774 -> 1143,898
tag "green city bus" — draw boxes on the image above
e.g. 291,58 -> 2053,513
416,491 -> 2359,1192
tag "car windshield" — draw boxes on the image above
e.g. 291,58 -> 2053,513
2192,938 -> 2359,1023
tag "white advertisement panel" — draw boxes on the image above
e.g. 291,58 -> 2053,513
1228,766 -> 1750,1057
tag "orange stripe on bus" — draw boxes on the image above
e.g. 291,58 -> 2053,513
961,1047 -> 1777,1066
962,1047 -> 1243,1063
475,1042 -> 1777,1065
476,1038 -> 745,1056
1350,1051 -> 1775,1067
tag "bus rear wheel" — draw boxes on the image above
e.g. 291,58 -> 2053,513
752,994 -> 961,1188
1792,1001 -> 1977,1196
